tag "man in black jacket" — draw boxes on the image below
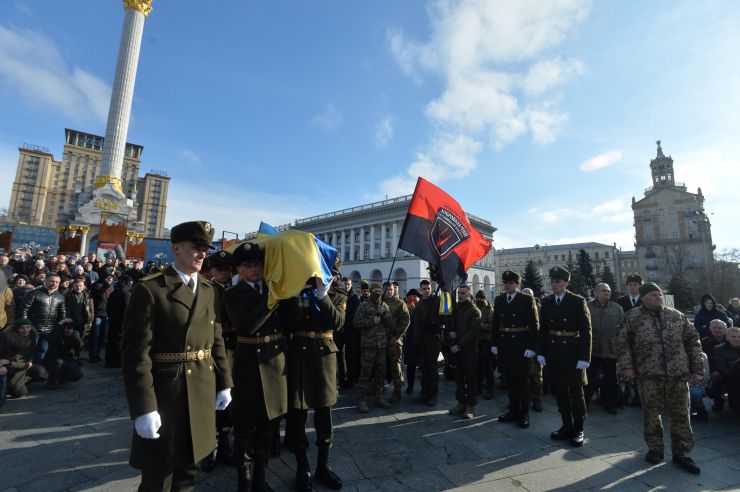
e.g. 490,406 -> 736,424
44,318 -> 83,388
22,272 -> 66,362
89,274 -> 113,362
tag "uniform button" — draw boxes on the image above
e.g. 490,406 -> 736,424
186,369 -> 192,375
302,346 -> 307,350
209,365 -> 213,371
257,348 -> 261,353
211,320 -> 214,324
274,345 -> 278,349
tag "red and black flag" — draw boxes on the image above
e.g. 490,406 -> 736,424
398,177 -> 492,289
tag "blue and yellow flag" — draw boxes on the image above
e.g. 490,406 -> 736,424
257,221 -> 278,237
438,290 -> 453,315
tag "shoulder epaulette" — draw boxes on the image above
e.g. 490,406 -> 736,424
141,271 -> 164,282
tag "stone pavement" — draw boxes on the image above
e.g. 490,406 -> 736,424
2,362 -> 740,492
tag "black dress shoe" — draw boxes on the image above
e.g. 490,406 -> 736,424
316,465 -> 342,490
518,414 -> 530,429
550,426 -> 572,440
570,430 -> 584,447
673,456 -> 701,474
645,449 -> 664,464
498,411 -> 519,423
296,470 -> 313,491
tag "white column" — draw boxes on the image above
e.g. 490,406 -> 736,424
79,229 -> 89,256
392,221 -> 398,256
332,231 -> 337,247
380,222 -> 387,258
369,224 -> 375,260
349,229 -> 355,261
340,230 -> 346,260
98,4 -> 149,194
358,227 -> 365,260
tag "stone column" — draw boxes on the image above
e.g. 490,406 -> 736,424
369,224 -> 375,260
380,222 -> 387,258
96,0 -> 153,197
392,221 -> 398,256
332,231 -> 337,248
358,227 -> 365,261
340,230 -> 346,260
349,229 -> 355,261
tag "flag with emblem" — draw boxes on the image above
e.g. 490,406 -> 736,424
398,177 -> 492,290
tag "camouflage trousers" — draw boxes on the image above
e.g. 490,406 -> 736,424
387,341 -> 404,389
358,345 -> 386,399
530,361 -> 543,400
637,377 -> 693,456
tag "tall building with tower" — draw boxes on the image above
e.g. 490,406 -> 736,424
631,141 -> 713,286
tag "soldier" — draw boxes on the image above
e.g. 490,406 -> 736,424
536,266 -> 591,447
521,287 -> 544,412
354,281 -> 393,413
413,279 -> 442,406
492,271 -> 539,428
617,273 -> 643,312
200,250 -> 236,472
283,262 -> 346,492
447,284 -> 482,419
474,290 -> 495,400
223,242 -> 288,491
358,279 -> 370,302
383,281 -> 410,403
121,221 -> 233,491
617,282 -> 703,474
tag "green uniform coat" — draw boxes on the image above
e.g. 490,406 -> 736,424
492,292 -> 539,375
121,267 -> 233,471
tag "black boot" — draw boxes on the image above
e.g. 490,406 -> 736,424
570,417 -> 585,447
295,450 -> 313,492
406,365 -> 416,394
200,433 -> 219,472
217,430 -> 235,466
236,462 -> 252,492
315,446 -> 342,490
518,401 -> 530,429
252,459 -> 272,492
551,413 -> 573,440
271,420 -> 282,457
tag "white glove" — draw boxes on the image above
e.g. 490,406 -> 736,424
134,410 -> 161,439
576,360 -> 590,370
523,349 -> 536,359
490,346 -> 498,355
215,388 -> 232,411
537,355 -> 546,366
315,277 -> 334,300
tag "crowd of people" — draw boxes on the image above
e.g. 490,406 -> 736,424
2,236 -> 740,489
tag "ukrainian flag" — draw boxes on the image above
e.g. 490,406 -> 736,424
257,221 -> 278,237
438,290 -> 454,315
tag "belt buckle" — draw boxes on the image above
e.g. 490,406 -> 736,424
263,335 -> 271,343
196,349 -> 205,361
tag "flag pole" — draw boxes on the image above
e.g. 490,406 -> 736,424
382,248 -> 401,299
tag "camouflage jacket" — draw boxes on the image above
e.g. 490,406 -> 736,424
383,295 -> 410,341
353,299 -> 393,349
617,305 -> 703,379
476,300 -> 493,342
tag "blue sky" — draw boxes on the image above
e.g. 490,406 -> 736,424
1,0 -> 739,252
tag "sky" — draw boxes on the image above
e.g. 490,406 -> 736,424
1,0 -> 739,252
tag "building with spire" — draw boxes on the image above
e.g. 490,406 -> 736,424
631,140 -> 713,286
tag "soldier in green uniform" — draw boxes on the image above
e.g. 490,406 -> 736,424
284,263 -> 346,491
383,281 -> 410,404
200,250 -> 235,472
536,266 -> 591,447
122,221 -> 233,492
447,284 -> 482,419
474,290 -> 495,400
354,282 -> 393,413
224,243 -> 288,492
492,271 -> 539,429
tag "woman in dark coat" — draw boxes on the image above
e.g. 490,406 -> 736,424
694,294 -> 733,338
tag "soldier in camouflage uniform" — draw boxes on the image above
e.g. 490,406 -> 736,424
354,282 -> 394,412
383,282 -> 410,404
474,290 -> 495,400
617,282 -> 704,475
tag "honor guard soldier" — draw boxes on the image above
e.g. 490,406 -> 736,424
537,266 -> 592,447
224,243 -> 288,492
122,220 -> 233,492
492,271 -> 540,428
382,281 -> 410,403
284,260 -> 346,491
200,250 -> 236,472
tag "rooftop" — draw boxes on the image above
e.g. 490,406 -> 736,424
497,242 -> 615,254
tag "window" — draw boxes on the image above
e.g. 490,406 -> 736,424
594,252 -> 599,260
658,209 -> 664,216
604,252 -> 609,259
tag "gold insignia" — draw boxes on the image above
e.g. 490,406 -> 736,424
196,349 -> 205,361
219,251 -> 226,258
204,222 -> 212,233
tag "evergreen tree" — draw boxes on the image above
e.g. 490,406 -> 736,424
522,260 -> 545,298
565,252 -> 588,297
667,271 -> 694,311
599,265 -> 618,300
576,249 -> 596,296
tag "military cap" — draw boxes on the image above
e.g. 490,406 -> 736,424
475,289 -> 487,299
207,250 -> 233,269
549,266 -> 571,282
359,280 -> 370,289
370,281 -> 383,291
502,270 -> 522,284
626,273 -> 644,285
170,220 -> 215,249
232,242 -> 262,266
639,282 -> 662,297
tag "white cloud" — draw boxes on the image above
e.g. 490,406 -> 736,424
384,0 -> 590,194
0,24 -> 110,123
528,193 -> 633,225
0,143 -> 20,210
14,1 -> 34,17
373,116 -> 394,149
311,104 -> 345,131
179,149 -> 202,168
579,151 -> 623,172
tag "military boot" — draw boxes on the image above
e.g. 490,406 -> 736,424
200,435 -> 218,472
270,420 -> 282,457
374,396 -> 391,409
551,413 -> 573,441
570,418 -> 585,447
315,446 -> 342,490
463,405 -> 475,419
295,451 -> 313,492
217,430 -> 235,466
449,403 -> 466,415
252,458 -> 272,492
236,462 -> 252,492
518,402 -> 530,429
388,387 -> 403,403
357,398 -> 369,413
